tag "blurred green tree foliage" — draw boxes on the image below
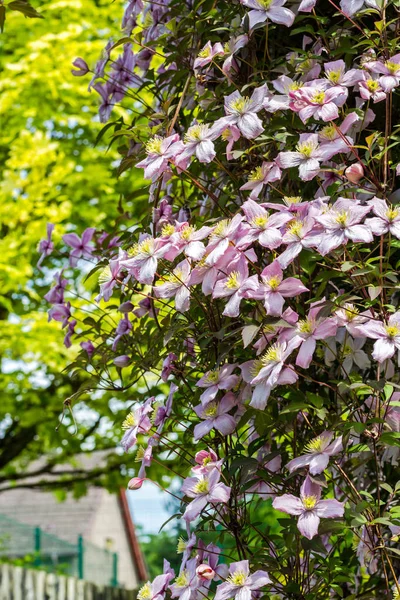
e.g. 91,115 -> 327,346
0,0 -> 148,495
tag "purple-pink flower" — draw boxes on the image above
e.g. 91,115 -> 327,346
193,392 -> 237,440
63,227 -> 95,267
196,363 -> 239,405
181,468 -> 231,521
273,475 -> 344,539
240,0 -> 295,29
214,560 -> 271,600
286,431 -> 343,474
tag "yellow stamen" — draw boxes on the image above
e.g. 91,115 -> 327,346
146,136 -> 163,155
122,413 -> 136,430
302,495 -> 318,510
193,479 -> 209,494
227,571 -> 247,586
226,271 -> 241,289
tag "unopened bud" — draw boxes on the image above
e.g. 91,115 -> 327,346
114,355 -> 131,368
71,58 -> 89,76
196,564 -> 215,581
128,477 -> 144,490
118,302 -> 134,313
345,163 -> 364,184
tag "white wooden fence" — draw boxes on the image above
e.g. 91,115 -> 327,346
0,564 -> 136,599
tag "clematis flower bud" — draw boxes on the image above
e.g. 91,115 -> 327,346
128,477 -> 144,490
118,301 -> 134,313
345,163 -> 364,184
114,355 -> 131,368
71,58 -> 90,76
196,564 -> 215,581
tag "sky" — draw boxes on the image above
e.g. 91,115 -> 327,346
127,482 -> 171,535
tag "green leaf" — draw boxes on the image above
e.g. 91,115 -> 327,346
7,0 -> 44,18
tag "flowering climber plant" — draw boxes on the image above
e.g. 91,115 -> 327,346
38,0 -> 400,596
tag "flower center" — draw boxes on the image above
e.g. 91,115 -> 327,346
305,437 -> 324,453
327,69 -> 342,84
385,325 -> 400,338
312,90 -> 326,104
161,223 -> 176,237
250,359 -> 264,378
287,219 -> 303,237
366,79 -> 379,92
211,219 -> 229,239
302,495 -> 318,510
386,207 -> 399,222
334,210 -> 349,227
252,215 -> 268,228
204,402 -> 218,418
146,136 -> 163,155
138,583 -> 152,600
297,141 -> 316,158
264,275 -> 281,290
175,570 -> 190,588
229,96 -> 250,114
129,238 -> 154,257
177,537 -> 188,553
261,343 -> 282,365
180,225 -> 195,241
226,271 -> 241,289
298,319 -> 313,334
249,166 -> 264,182
193,479 -> 210,495
284,196 -> 302,205
289,81 -> 303,91
320,124 -> 336,141
206,370 -> 220,383
185,124 -> 208,143
122,412 -> 137,430
343,303 -> 359,321
385,60 -> 399,74
198,46 -> 211,58
227,571 -> 247,586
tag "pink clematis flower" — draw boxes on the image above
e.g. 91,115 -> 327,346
367,54 -> 400,92
222,35 -> 248,75
196,363 -> 239,405
44,271 -> 68,304
273,475 -> 344,540
240,162 -> 282,200
63,227 -> 95,267
206,215 -> 244,264
335,303 -> 372,337
121,397 -> 154,451
321,60 -> 363,88
177,124 -> 221,165
249,260 -> 308,317
214,560 -> 271,600
286,431 -> 343,475
181,468 -> 231,521
318,112 -> 359,155
121,237 -> 171,284
291,302 -> 338,369
315,198 -> 372,255
220,125 -> 241,160
136,134 -> 184,181
154,259 -> 191,313
277,216 -> 322,268
137,566 -> 175,600
239,200 -> 292,249
192,449 -> 222,474
358,73 -> 386,103
171,223 -> 213,261
214,87 -> 266,140
277,133 -> 342,181
194,41 -> 224,70
37,223 -> 55,269
48,301 -> 71,328
193,392 -> 237,440
361,312 -> 400,362
169,558 -> 199,600
365,199 -> 400,238
96,251 -> 123,302
240,0 -> 295,28
212,256 -> 258,317
240,340 -> 298,409
340,0 -> 381,15
289,85 -> 347,123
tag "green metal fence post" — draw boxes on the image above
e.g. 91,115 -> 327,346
78,535 -> 84,580
34,527 -> 41,566
112,552 -> 118,587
